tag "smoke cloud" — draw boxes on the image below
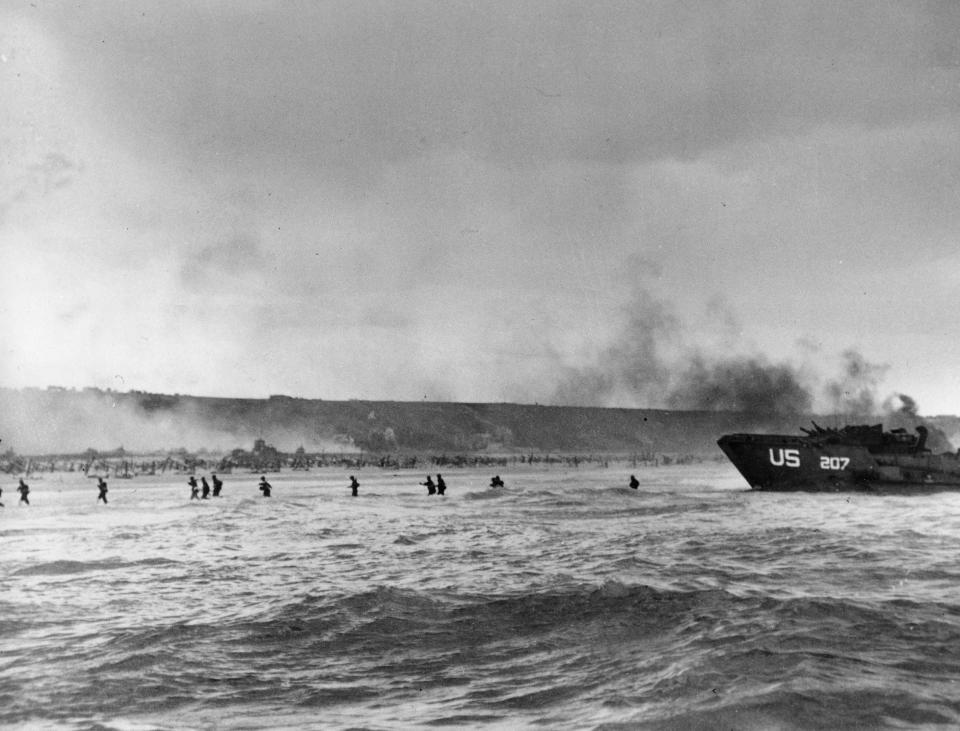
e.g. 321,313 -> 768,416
552,290 -> 677,408
548,286 -> 932,432
0,388 -> 352,455
823,349 -> 890,418
884,392 -> 919,416
667,356 -> 812,417
550,286 -> 813,418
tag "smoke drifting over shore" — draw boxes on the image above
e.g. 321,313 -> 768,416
1,287 -> 948,454
0,389 -> 350,455
549,287 -> 924,426
667,356 -> 812,417
0,390 -> 236,454
551,289 -> 677,409
824,350 -> 890,418
890,393 -> 919,416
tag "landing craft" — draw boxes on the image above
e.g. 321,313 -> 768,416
718,423 -> 960,492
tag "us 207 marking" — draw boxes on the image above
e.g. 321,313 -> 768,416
819,456 -> 850,470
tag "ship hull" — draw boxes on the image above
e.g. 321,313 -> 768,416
717,433 -> 960,492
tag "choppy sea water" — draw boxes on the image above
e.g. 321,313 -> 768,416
3,463 -> 960,730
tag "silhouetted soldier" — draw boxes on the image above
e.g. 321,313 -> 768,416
212,473 -> 223,497
188,475 -> 199,500
629,475 -> 639,490
201,477 -> 211,499
436,474 -> 446,496
97,477 -> 109,504
17,479 -> 29,505
421,476 -> 436,495
490,475 -> 504,488
258,476 -> 272,497
350,475 -> 359,496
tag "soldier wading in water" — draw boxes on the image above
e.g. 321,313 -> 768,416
258,476 -> 272,497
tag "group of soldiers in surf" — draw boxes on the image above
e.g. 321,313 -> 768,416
253,473 -> 502,499
249,472 -> 504,499
1,477 -> 109,506
5,472 -> 638,508
419,473 -> 509,493
16,478 -> 105,505
188,473 -> 225,500
246,473 -> 635,496
420,473 -> 447,495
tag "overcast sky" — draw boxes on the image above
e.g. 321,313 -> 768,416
4,1 -> 960,414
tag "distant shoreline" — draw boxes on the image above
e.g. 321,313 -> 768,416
2,386 -> 957,458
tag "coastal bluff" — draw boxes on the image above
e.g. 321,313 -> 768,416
1,387 -> 954,457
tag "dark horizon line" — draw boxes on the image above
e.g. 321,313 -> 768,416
2,384 -> 954,419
